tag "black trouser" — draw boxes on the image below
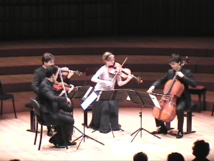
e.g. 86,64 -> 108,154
155,99 -> 186,132
50,111 -> 74,143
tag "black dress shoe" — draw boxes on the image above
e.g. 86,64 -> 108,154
152,127 -> 167,135
67,141 -> 77,146
54,143 -> 66,148
176,131 -> 183,139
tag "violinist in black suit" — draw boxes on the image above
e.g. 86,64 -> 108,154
32,53 -> 55,136
38,65 -> 76,148
147,54 -> 197,138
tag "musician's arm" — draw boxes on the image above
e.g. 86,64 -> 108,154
117,75 -> 132,86
147,71 -> 169,93
181,69 -> 197,88
91,67 -> 109,84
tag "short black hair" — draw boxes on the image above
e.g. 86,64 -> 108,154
169,53 -> 182,63
133,152 -> 148,161
42,53 -> 55,64
192,140 -> 210,158
45,65 -> 58,78
167,152 -> 185,161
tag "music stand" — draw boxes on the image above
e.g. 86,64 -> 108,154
71,86 -> 104,150
127,90 -> 161,142
69,86 -> 93,100
96,89 -> 128,137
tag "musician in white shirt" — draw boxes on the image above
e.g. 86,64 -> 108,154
89,52 -> 132,133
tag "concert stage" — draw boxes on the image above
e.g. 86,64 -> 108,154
0,107 -> 213,161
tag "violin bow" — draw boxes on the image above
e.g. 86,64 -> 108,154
58,69 -> 71,107
111,57 -> 128,81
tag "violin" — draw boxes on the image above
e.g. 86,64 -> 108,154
108,62 -> 143,84
60,67 -> 83,77
53,81 -> 74,93
152,56 -> 189,122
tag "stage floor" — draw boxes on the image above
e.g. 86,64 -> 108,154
0,107 -> 213,161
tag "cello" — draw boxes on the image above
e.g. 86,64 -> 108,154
152,57 -> 189,122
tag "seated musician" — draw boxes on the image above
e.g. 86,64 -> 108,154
31,52 -> 55,136
89,52 -> 133,133
147,53 -> 197,138
38,65 -> 76,148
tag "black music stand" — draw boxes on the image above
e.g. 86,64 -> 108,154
69,86 -> 93,100
95,89 -> 128,137
71,86 -> 104,150
127,90 -> 161,142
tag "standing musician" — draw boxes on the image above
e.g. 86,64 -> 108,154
147,53 -> 197,138
89,51 -> 133,133
38,65 -> 76,148
32,52 -> 55,136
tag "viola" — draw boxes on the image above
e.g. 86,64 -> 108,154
152,56 -> 189,122
108,62 -> 143,84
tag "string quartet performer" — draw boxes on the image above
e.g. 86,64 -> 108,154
89,52 -> 133,133
147,53 -> 197,138
31,53 -> 55,136
38,65 -> 76,148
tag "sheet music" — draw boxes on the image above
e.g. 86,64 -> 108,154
82,86 -> 93,100
149,94 -> 161,109
81,91 -> 98,110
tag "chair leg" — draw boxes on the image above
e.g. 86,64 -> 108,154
184,111 -> 196,134
198,94 -> 202,113
34,122 -> 39,145
12,97 -> 17,118
212,104 -> 214,116
1,100 -> 3,115
38,125 -> 43,150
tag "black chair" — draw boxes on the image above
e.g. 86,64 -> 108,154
0,80 -> 17,118
166,109 -> 196,135
189,85 -> 206,112
30,98 -> 68,150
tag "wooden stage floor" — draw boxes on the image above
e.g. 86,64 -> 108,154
0,107 -> 213,161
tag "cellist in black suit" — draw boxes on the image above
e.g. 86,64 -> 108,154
147,54 -> 197,138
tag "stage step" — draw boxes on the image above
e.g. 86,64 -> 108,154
1,90 -> 213,115
1,72 -> 214,93
1,37 -> 214,57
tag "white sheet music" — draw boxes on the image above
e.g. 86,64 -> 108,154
149,94 -> 161,109
82,86 -> 93,100
81,91 -> 98,110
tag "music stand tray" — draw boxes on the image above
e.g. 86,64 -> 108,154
127,90 -> 161,142
69,86 -> 93,100
97,89 -> 128,102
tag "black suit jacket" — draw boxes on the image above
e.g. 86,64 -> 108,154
38,79 -> 67,114
152,67 -> 197,109
32,66 -> 46,94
